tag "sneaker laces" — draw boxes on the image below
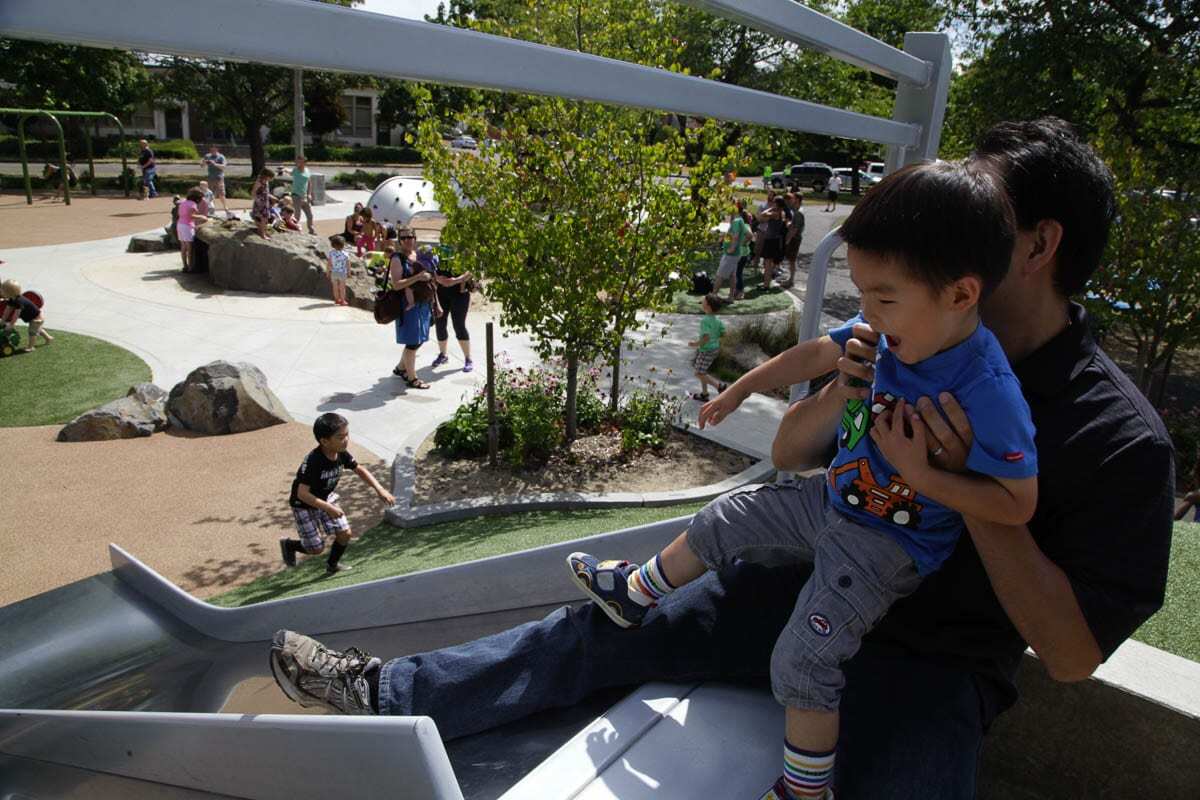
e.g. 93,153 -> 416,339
308,644 -> 376,678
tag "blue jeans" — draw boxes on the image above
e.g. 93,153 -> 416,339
378,561 -> 987,799
735,255 -> 748,295
142,167 -> 158,197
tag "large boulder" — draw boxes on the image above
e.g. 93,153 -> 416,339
58,382 -> 170,442
127,232 -> 170,253
196,221 -> 377,308
167,361 -> 292,435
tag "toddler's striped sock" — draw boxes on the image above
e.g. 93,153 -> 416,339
783,740 -> 835,799
626,554 -> 675,607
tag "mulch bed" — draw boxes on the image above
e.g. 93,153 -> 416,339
412,427 -> 756,504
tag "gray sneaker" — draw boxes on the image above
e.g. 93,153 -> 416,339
270,630 -> 380,715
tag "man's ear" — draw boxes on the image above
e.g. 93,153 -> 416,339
947,275 -> 982,311
1020,219 -> 1065,277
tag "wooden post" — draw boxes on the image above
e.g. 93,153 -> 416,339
486,321 -> 498,467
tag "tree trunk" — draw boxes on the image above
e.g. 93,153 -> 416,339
565,352 -> 579,442
609,342 -> 622,414
1151,344 -> 1177,406
247,122 -> 267,178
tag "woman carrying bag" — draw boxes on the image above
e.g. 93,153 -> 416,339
386,229 -> 439,389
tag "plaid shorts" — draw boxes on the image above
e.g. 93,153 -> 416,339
292,492 -> 350,550
693,348 -> 718,374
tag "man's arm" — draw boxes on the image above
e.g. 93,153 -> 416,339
966,518 -> 1103,681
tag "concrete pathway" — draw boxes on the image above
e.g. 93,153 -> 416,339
0,189 -> 818,464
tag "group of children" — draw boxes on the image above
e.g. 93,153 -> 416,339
576,158 -> 1039,800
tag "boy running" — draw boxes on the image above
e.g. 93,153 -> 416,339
279,413 -> 395,575
567,160 -> 1038,800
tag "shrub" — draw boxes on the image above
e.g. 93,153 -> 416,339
433,397 -> 491,458
109,138 -> 199,160
575,369 -> 609,433
1163,407 -> 1200,491
264,143 -> 421,163
618,387 -> 681,453
332,169 -> 398,188
498,367 -> 563,465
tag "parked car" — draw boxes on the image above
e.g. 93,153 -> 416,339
768,162 -> 835,193
866,161 -> 885,179
834,167 -> 880,187
450,135 -> 478,150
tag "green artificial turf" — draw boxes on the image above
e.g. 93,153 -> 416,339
208,501 -> 706,607
1131,521 -> 1200,662
0,330 -> 152,427
672,283 -> 792,315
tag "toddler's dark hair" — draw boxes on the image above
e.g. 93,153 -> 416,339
258,168 -> 275,180
186,187 -> 204,203
313,412 -> 348,442
703,293 -> 729,311
330,235 -> 346,248
839,160 -> 1015,299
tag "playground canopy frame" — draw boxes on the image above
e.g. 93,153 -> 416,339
0,107 -> 131,205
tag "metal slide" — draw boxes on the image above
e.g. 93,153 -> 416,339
0,516 -> 707,798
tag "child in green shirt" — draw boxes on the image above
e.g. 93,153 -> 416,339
688,293 -> 729,401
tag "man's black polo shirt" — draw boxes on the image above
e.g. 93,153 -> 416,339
867,303 -> 1175,718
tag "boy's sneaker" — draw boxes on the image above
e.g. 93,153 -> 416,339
431,353 -> 449,367
566,552 -> 650,629
279,537 -> 296,567
757,776 -> 834,800
269,630 -> 379,715
463,359 -> 474,373
326,562 -> 352,575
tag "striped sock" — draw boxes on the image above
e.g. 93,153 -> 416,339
782,740 -> 835,799
626,554 -> 675,607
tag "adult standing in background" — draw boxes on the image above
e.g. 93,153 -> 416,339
289,157 -> 317,235
824,171 -> 842,212
389,229 -> 437,389
137,138 -> 157,200
781,192 -> 805,288
201,144 -> 229,216
432,254 -> 475,373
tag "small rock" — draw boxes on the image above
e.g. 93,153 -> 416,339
127,232 -> 170,253
58,382 -> 171,442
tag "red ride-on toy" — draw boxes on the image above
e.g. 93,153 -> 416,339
0,290 -> 45,356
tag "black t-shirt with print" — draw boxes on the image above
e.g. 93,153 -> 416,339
288,447 -> 359,509
8,295 -> 40,323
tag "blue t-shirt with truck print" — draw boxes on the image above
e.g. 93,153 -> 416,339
826,315 -> 1038,575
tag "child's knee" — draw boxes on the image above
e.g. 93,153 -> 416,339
770,629 -> 844,713
335,530 -> 352,544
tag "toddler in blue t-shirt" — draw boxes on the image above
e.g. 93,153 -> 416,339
567,160 -> 1037,800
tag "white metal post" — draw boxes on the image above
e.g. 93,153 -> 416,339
885,32 -> 953,172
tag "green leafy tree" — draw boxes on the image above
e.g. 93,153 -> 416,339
304,72 -> 350,145
0,40 -> 153,113
419,0 -> 737,439
1086,139 -> 1200,404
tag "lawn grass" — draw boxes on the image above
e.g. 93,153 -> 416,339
208,501 -> 706,607
1131,521 -> 1200,662
0,330 -> 152,427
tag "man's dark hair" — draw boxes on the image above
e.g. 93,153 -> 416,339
840,160 -> 1015,299
971,117 -> 1116,296
313,412 -> 348,442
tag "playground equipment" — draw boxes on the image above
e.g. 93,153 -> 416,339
0,0 -> 951,796
0,107 -> 131,205
0,288 -> 43,356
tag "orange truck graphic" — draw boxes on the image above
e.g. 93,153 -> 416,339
828,457 -> 923,529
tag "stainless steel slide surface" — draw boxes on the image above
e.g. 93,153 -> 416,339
0,515 -> 690,798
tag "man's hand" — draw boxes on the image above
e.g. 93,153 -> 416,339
378,489 -> 396,505
910,392 -> 974,473
870,398 -> 932,482
698,387 -> 746,429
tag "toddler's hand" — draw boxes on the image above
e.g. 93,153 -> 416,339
870,398 -> 930,481
378,490 -> 396,505
698,388 -> 744,429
